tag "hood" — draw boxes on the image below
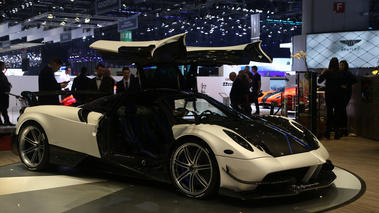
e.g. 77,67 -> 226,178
218,116 -> 319,157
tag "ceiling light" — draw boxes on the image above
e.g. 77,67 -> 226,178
61,21 -> 66,26
75,17 -> 80,22
47,13 -> 53,19
85,18 -> 90,23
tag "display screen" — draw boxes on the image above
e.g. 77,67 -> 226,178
307,30 -> 379,68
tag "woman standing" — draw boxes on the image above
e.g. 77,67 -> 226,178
318,57 -> 343,139
339,60 -> 358,136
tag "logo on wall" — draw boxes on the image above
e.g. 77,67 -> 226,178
340,40 -> 361,47
307,30 -> 379,68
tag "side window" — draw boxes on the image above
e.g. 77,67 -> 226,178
172,98 -> 227,122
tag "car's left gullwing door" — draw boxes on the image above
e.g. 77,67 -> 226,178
89,33 -> 187,65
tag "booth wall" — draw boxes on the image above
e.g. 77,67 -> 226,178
349,75 -> 379,140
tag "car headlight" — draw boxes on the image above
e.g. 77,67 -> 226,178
223,130 -> 254,152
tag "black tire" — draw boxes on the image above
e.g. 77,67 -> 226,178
18,123 -> 50,171
170,138 -> 219,199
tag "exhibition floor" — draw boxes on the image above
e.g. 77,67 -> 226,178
0,163 -> 366,213
1,133 -> 377,213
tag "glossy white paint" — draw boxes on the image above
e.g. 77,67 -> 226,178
16,105 -> 103,158
172,123 -> 330,192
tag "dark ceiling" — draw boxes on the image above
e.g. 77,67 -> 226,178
0,0 -> 378,58
0,0 -> 302,42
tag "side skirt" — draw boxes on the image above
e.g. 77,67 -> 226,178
50,145 -> 89,167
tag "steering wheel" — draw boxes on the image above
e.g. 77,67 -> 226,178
199,110 -> 214,118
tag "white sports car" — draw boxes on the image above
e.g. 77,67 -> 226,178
12,33 -> 335,199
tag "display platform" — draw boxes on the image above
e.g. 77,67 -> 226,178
0,163 -> 365,213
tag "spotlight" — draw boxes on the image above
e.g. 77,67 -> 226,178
61,21 -> 65,26
47,13 -> 53,19
85,18 -> 90,23
75,17 -> 80,22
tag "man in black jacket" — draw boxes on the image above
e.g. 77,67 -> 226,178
87,63 -> 114,101
0,61 -> 15,126
230,70 -> 250,115
116,67 -> 133,94
251,65 -> 261,115
38,57 -> 68,105
71,66 -> 90,105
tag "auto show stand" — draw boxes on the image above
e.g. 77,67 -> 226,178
0,163 -> 365,213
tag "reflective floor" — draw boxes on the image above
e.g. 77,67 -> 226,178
0,163 -> 365,213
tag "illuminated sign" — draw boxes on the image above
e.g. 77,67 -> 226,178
307,30 -> 379,68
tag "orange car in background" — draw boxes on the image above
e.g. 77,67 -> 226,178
259,87 -> 296,110
258,90 -> 276,106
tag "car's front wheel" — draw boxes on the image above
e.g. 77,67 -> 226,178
18,123 -> 50,171
170,139 -> 219,198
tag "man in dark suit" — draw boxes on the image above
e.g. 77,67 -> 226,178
0,61 -> 15,126
251,65 -> 261,115
38,57 -> 68,105
87,63 -> 114,101
71,66 -> 90,105
116,67 -> 132,94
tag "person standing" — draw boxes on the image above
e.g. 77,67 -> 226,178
243,66 -> 250,74
230,70 -> 250,114
38,57 -> 68,105
229,72 -> 237,82
87,63 -> 113,101
59,66 -> 71,91
105,66 -> 116,88
251,65 -> 261,115
71,66 -> 90,105
116,67 -> 132,94
60,67 -> 71,82
0,61 -> 15,126
339,60 -> 358,136
318,57 -> 343,139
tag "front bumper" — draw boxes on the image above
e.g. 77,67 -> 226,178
219,161 -> 336,200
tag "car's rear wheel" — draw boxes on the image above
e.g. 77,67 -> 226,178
170,139 -> 219,198
18,123 -> 50,171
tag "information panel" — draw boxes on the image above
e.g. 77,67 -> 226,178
306,30 -> 379,68
95,0 -> 121,15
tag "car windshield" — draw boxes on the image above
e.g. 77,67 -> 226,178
165,94 -> 249,123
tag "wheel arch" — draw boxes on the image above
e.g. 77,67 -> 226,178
16,113 -> 51,135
